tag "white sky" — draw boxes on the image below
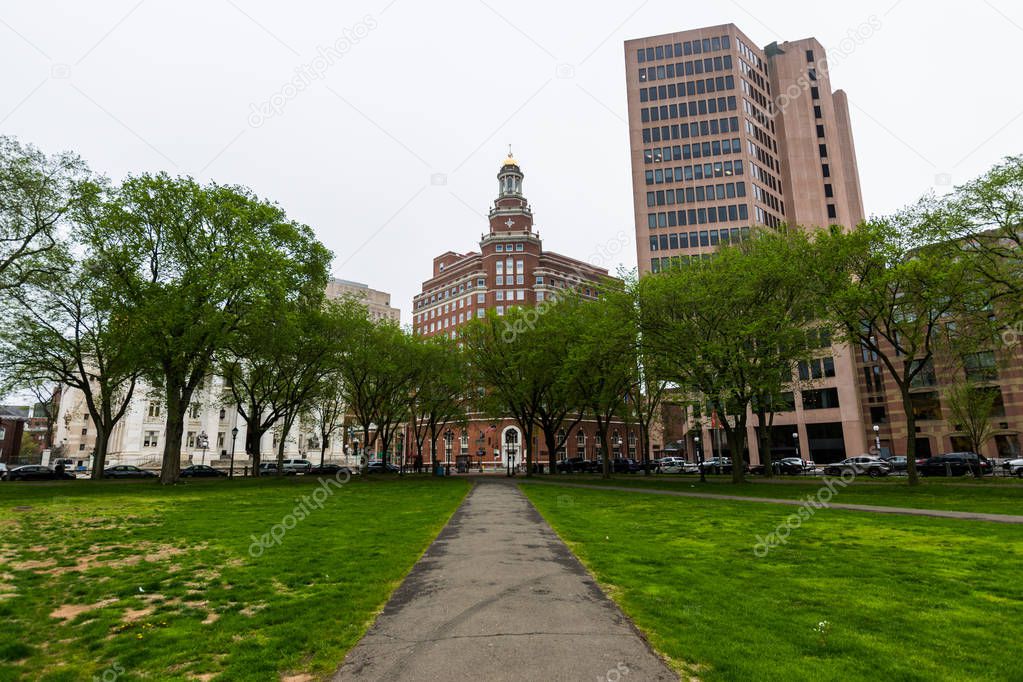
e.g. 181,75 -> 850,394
2,0 -> 1021,326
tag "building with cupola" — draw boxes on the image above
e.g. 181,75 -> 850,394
410,153 -> 639,472
412,152 -> 609,339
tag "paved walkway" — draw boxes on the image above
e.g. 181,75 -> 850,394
333,480 -> 676,681
522,480 -> 1023,524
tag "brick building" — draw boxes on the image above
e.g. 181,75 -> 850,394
409,154 -> 638,471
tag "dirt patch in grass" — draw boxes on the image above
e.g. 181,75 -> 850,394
50,599 -> 118,621
122,606 -> 156,623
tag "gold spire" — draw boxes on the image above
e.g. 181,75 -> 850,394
503,144 -> 517,167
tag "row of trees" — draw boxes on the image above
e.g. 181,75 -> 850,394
2,135 -> 1019,486
462,156 -> 1022,486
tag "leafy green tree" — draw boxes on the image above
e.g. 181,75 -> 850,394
407,335 -> 469,473
812,218 -> 995,485
337,318 -> 418,470
640,231 -> 817,483
0,252 -> 142,479
936,156 -> 1023,326
0,137 -> 90,294
945,380 -> 998,477
564,285 -> 637,479
84,173 -> 331,483
462,308 -> 544,476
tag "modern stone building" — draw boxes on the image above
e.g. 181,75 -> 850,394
326,278 -> 401,324
625,24 -> 869,464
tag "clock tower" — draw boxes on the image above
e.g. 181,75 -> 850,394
488,151 -> 534,236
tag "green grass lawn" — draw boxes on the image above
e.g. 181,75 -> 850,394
0,476 -> 469,681
526,474 -> 1023,515
523,483 -> 1023,681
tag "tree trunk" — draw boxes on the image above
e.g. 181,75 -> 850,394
319,436 -> 327,468
91,426 -> 112,480
597,423 -> 612,479
900,386 -> 920,486
160,388 -> 186,484
756,407 -> 773,479
640,422 -> 651,475
728,424 -> 747,484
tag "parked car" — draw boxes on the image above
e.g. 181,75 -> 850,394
366,461 -> 399,473
1003,458 -> 1023,478
699,458 -> 746,474
282,459 -> 313,474
258,462 -> 297,476
751,457 -> 809,476
308,463 -> 355,476
6,465 -> 76,481
916,452 -> 992,477
881,455 -> 908,473
611,458 -> 640,474
179,464 -> 228,478
658,457 -> 699,474
822,456 -> 890,478
556,457 -> 598,474
102,465 -> 157,479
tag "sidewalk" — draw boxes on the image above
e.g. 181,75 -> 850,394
333,480 -> 676,681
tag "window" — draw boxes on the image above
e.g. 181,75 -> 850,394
496,291 -> 504,301
496,244 -> 504,252
496,306 -> 504,315
515,243 -> 524,251
824,184 -> 834,198
963,351 -> 998,382
144,431 -> 159,447
910,391 -> 942,421
147,400 -> 161,418
827,204 -> 837,219
821,164 -> 830,177
802,388 -> 840,410
816,124 -> 825,138
189,403 -> 201,419
819,144 -> 828,158
806,49 -> 815,62
909,358 -> 937,388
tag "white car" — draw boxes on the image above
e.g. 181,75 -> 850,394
658,457 -> 699,474
1004,458 -> 1023,478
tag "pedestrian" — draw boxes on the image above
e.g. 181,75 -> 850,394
54,460 -> 66,476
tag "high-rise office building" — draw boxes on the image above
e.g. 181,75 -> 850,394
625,24 -> 869,464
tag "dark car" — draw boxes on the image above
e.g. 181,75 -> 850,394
179,465 -> 227,478
5,465 -> 76,481
258,462 -> 297,476
881,455 -> 908,472
916,452 -> 992,477
751,457 -> 808,476
556,457 -> 599,474
612,458 -> 640,474
308,464 -> 354,476
366,461 -> 399,473
102,465 -> 157,479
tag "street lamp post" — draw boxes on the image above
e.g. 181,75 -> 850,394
872,424 -> 881,454
506,431 -> 517,477
199,430 -> 208,466
793,431 -> 800,461
695,434 -> 705,483
444,429 -> 453,476
398,432 -> 405,476
229,426 -> 238,478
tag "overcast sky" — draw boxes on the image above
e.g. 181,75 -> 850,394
2,0 -> 1021,325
